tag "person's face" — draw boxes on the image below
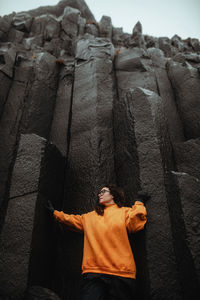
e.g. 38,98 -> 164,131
98,187 -> 114,205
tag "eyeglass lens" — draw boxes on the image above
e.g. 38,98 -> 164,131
99,189 -> 109,195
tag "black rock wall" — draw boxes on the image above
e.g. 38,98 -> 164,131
0,0 -> 200,299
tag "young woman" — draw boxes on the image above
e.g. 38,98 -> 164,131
50,184 -> 148,300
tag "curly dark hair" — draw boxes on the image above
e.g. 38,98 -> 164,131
95,184 -> 126,215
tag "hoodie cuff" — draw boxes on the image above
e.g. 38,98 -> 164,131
135,200 -> 144,205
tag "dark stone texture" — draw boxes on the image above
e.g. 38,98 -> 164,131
184,53 -> 200,63
171,34 -> 185,51
187,38 -> 200,52
75,34 -> 115,61
99,16 -> 112,39
61,6 -> 80,39
147,47 -> 184,144
115,47 -> 157,94
7,28 -> 25,44
169,171 -> 200,297
175,172 -> 200,283
112,27 -> 125,46
43,38 -> 65,57
30,14 -> 60,41
19,52 -> 59,139
129,21 -> 145,48
158,37 -> 173,57
0,133 -> 65,300
54,36 -> 116,299
0,193 -> 38,300
0,57 -> 34,209
126,88 -> 182,300
167,59 -> 200,139
144,35 -> 159,49
113,89 -> 147,299
12,12 -> 33,32
23,35 -> 44,50
113,89 -> 140,203
28,138 -> 65,295
0,1 -> 200,299
0,134 -> 46,300
0,42 -> 16,77
50,61 -> 74,157
85,22 -> 99,37
0,71 -> 12,118
0,14 -> 15,41
9,134 -> 46,198
65,35 -> 115,212
174,138 -> 200,179
115,47 -> 148,72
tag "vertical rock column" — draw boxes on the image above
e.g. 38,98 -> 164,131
115,47 -> 157,94
0,134 -> 46,300
171,172 -> 200,287
167,59 -> 200,139
0,133 -> 65,300
0,43 -> 16,117
124,88 -> 182,299
0,55 -> 34,221
55,36 -> 116,300
19,52 -> 59,139
147,47 -> 184,144
170,140 -> 200,297
113,88 -> 140,202
65,36 -> 116,212
166,58 -> 200,296
50,61 -> 75,157
114,47 -> 158,200
0,51 -> 59,232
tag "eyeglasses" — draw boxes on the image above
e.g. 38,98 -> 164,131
98,189 -> 110,195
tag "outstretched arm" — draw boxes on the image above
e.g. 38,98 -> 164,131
125,201 -> 147,233
43,198 -> 84,232
53,210 -> 84,232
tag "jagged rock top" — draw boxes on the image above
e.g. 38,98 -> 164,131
0,0 -> 199,63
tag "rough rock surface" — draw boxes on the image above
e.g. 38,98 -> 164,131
0,134 -> 46,299
0,0 -> 200,299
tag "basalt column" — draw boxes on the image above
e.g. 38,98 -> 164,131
167,59 -> 200,140
114,46 -> 158,199
0,54 -> 35,227
0,133 -> 65,300
114,87 -> 182,300
53,36 -> 116,300
50,61 -> 75,157
0,50 -> 59,230
0,43 -> 16,117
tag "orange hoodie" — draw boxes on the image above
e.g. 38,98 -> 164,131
53,201 -> 147,279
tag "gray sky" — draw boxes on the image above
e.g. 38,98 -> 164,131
0,0 -> 199,39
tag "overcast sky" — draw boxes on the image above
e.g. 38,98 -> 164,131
0,0 -> 199,39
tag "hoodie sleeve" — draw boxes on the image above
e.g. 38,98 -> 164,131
53,210 -> 84,232
125,201 -> 147,233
